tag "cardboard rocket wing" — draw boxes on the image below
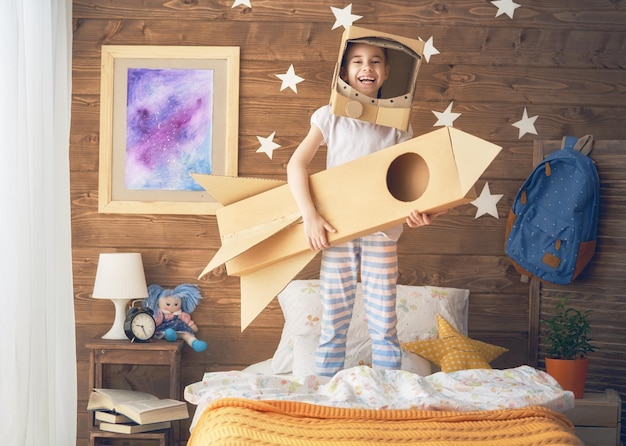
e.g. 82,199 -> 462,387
193,127 -> 502,330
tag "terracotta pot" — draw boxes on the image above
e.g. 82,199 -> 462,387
545,357 -> 589,398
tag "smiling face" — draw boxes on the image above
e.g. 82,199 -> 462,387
340,43 -> 390,98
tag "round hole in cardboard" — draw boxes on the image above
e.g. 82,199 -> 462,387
386,152 -> 429,202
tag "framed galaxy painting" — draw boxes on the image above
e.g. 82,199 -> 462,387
98,45 -> 239,214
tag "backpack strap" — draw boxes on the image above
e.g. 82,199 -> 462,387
561,135 -> 578,150
561,134 -> 594,155
574,134 -> 594,155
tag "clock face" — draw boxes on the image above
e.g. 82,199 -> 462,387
130,312 -> 156,341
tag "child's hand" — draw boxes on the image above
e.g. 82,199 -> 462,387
303,212 -> 336,251
406,210 -> 447,228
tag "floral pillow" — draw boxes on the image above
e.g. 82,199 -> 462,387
271,280 -> 469,376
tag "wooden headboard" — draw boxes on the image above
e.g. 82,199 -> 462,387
530,140 -> 626,429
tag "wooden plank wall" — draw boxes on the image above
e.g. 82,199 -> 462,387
70,1 -> 626,444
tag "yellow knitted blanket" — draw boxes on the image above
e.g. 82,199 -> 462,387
188,398 -> 583,445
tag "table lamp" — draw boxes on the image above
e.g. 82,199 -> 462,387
92,252 -> 149,340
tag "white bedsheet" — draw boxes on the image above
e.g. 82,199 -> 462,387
184,365 -> 574,431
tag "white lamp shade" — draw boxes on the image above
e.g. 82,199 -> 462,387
93,253 -> 149,340
92,252 -> 149,299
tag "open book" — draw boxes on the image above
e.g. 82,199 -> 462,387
87,388 -> 189,425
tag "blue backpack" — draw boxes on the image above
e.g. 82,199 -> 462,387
504,135 -> 600,285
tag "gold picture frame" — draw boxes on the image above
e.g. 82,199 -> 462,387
98,45 -> 239,214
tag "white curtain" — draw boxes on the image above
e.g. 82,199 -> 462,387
0,0 -> 76,445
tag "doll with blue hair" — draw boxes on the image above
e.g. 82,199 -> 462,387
143,283 -> 208,352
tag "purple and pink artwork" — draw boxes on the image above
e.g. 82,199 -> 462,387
125,68 -> 214,191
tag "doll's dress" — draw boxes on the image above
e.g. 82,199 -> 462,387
154,314 -> 194,338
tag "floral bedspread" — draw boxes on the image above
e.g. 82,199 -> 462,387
184,365 -> 574,431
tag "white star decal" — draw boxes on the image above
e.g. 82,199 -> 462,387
432,102 -> 461,127
471,182 -> 503,219
231,0 -> 251,8
330,4 -> 362,30
419,36 -> 440,63
256,131 -> 281,159
491,0 -> 521,19
512,107 -> 538,139
276,64 -> 304,93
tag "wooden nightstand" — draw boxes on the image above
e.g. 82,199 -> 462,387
85,339 -> 185,446
563,389 -> 622,446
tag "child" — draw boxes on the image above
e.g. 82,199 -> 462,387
287,41 -> 442,377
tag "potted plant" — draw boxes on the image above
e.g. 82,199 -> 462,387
542,296 -> 597,398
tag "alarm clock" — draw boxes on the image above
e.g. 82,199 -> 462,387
124,305 -> 156,342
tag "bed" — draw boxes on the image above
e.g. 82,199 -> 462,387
184,281 -> 583,445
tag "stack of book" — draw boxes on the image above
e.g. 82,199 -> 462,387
87,388 -> 189,434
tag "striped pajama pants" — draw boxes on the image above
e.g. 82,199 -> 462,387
315,233 -> 401,377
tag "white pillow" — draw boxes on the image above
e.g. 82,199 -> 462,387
271,280 -> 469,376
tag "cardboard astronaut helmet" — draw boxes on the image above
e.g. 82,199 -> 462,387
330,26 -> 425,132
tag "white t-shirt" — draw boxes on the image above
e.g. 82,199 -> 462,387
311,105 -> 413,168
310,105 -> 413,241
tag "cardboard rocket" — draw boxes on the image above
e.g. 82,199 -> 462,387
194,27 -> 500,329
193,127 -> 502,330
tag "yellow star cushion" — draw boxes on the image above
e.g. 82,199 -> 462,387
401,314 -> 508,373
